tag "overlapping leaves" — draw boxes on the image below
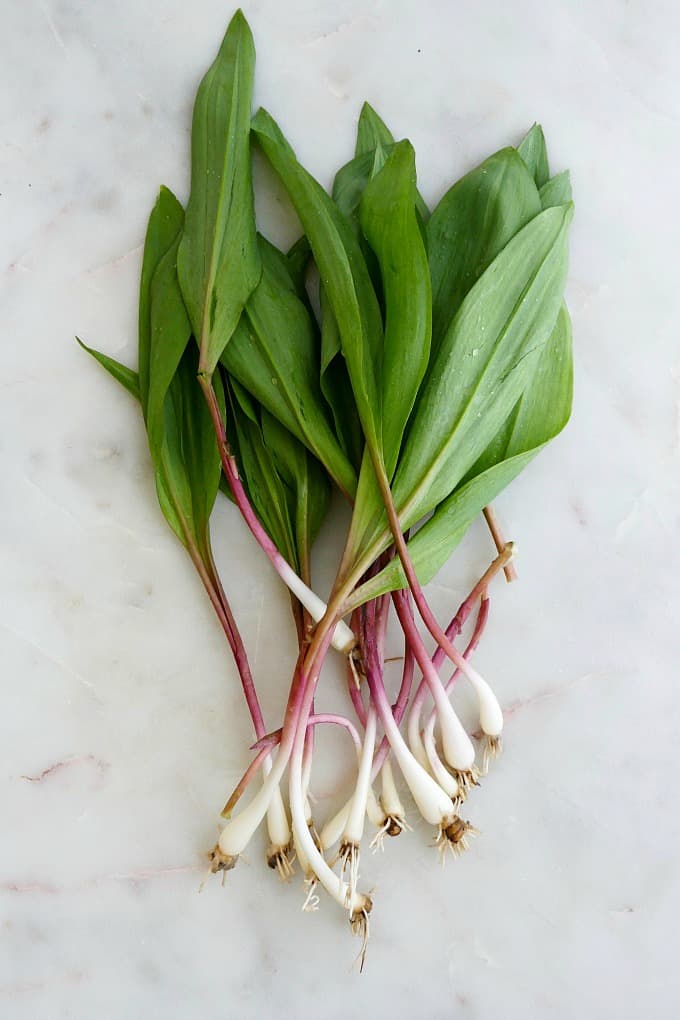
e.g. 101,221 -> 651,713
79,4 -> 574,610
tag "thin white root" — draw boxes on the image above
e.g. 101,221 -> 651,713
369,814 -> 413,854
481,734 -> 502,775
452,766 -> 480,796
266,843 -> 295,882
308,819 -> 322,851
338,841 -> 361,907
350,900 -> 372,973
198,863 -> 213,893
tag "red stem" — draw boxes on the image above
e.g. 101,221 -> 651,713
199,376 -> 296,582
191,548 -> 267,740
443,595 -> 489,691
431,544 -> 513,674
221,743 -> 274,816
371,592 -> 415,774
413,593 -> 489,724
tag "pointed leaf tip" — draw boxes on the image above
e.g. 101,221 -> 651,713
76,337 -> 140,402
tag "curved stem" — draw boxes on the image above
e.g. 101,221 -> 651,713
287,633 -> 366,913
364,647 -> 454,826
251,713 -> 362,754
199,375 -> 355,653
221,744 -> 273,816
424,596 -> 490,739
393,590 -> 475,771
431,545 -> 512,674
411,594 -> 490,758
309,713 -> 363,753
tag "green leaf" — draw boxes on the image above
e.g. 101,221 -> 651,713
76,338 -> 140,401
333,150 -> 378,222
336,148 -> 430,228
353,103 -> 429,223
220,235 -> 357,497
334,148 -> 429,230
227,381 -> 299,569
285,235 -> 312,299
146,228 -> 193,464
359,140 -> 431,478
318,287 -> 364,472
138,187 -> 185,415
251,107 -> 384,456
517,123 -> 550,189
540,170 -> 572,209
261,410 -> 330,575
355,101 -> 395,156
177,10 -> 261,376
177,347 -> 225,533
156,344 -> 225,552
392,202 -> 574,531
154,460 -> 195,552
362,304 -> 573,597
229,374 -> 259,424
427,148 -> 541,360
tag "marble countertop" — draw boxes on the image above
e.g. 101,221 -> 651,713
2,1 -> 679,1016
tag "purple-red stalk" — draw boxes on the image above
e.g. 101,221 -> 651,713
411,593 -> 489,723
431,545 -> 513,675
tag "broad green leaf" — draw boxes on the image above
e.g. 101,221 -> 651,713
345,203 -> 573,574
361,305 -> 573,597
503,303 -> 573,457
138,187 -> 185,414
156,344 -> 225,552
427,148 -> 541,360
355,101 -> 395,156
251,107 -> 384,455
146,229 -> 192,463
177,11 -> 261,375
540,170 -> 572,209
359,140 -> 431,478
76,339 -> 140,401
517,123 -> 550,189
392,202 -> 574,531
323,112 -> 427,479
220,235 -> 357,497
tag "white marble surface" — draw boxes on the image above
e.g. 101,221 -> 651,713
2,0 -> 680,1016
